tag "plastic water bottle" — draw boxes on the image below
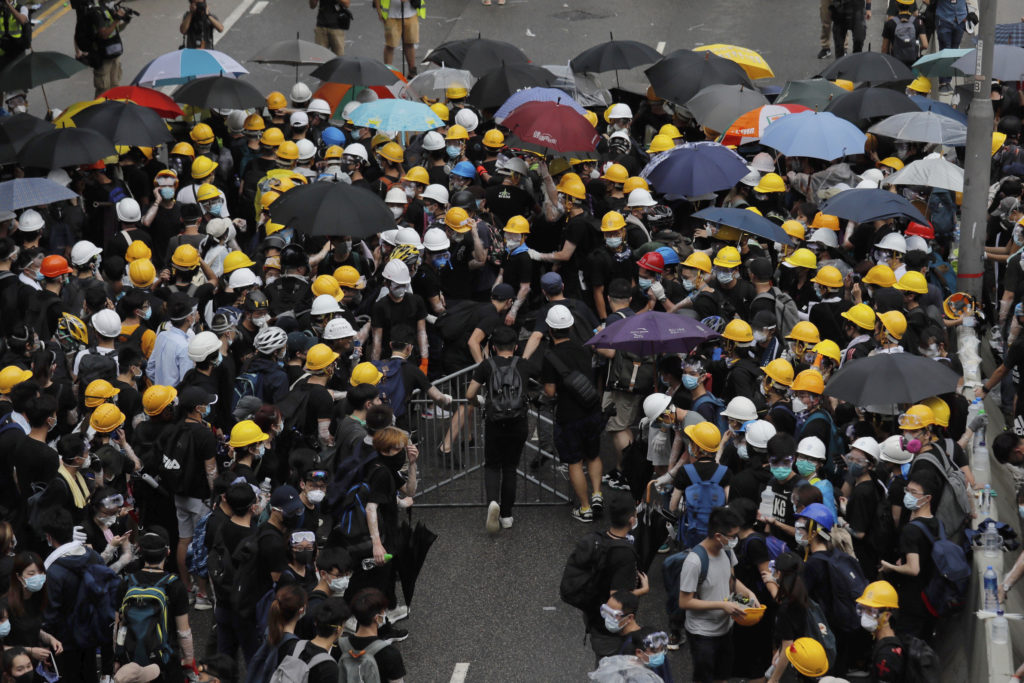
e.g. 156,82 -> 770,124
992,609 -> 1009,645
981,484 -> 992,518
351,339 -> 362,361
758,488 -> 775,521
361,553 -> 393,571
984,523 -> 1002,558
984,566 -> 999,611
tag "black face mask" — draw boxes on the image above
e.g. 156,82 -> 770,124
385,450 -> 406,473
293,549 -> 314,566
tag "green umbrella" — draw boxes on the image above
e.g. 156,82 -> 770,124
912,48 -> 971,78
775,78 -> 847,111
0,51 -> 87,109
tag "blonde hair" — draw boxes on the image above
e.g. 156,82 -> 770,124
372,426 -> 409,454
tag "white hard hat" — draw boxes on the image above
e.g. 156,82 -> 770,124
187,330 -> 221,362
851,436 -> 881,460
380,229 -> 399,246
307,98 -> 331,116
17,208 -> 44,232
744,419 -> 777,449
47,168 -> 72,187
545,303 -> 574,330
323,316 -> 356,340
626,188 -> 657,208
875,232 -> 907,253
116,198 -> 141,223
290,82 -> 312,104
421,184 -> 449,205
385,186 -> 408,205
382,259 -> 411,284
454,108 -> 479,132
423,227 -> 450,252
499,157 -> 529,177
905,235 -> 929,254
205,217 -> 232,239
343,142 -> 368,162
809,227 -> 839,248
341,101 -> 361,121
608,102 -> 632,120
296,138 -> 316,162
355,89 -> 378,104
608,130 -> 630,142
311,293 -> 343,316
228,267 -> 260,289
70,240 -> 102,266
860,168 -> 884,184
643,393 -> 673,421
226,110 -> 247,134
856,178 -> 879,189
91,309 -> 122,338
289,111 -> 309,128
739,168 -> 761,187
395,227 -> 423,249
749,152 -> 775,174
721,396 -> 757,423
422,131 -> 445,151
879,434 -> 913,464
796,436 -> 827,460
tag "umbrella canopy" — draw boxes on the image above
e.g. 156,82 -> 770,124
494,87 -> 587,122
868,111 -> 967,145
313,81 -> 403,123
502,100 -> 600,155
685,84 -> 768,133
821,187 -> 929,224
0,51 -> 86,92
693,206 -> 794,245
347,99 -> 443,132
394,520 -> 437,608
881,153 -> 964,192
693,44 -> 774,79
585,310 -> 719,355
640,141 -> 749,198
72,100 -> 173,147
570,39 -> 662,73
101,86 -> 183,118
720,103 -> 810,147
0,113 -> 53,161
908,94 -> 967,125
823,87 -> 918,125
252,38 -> 336,66
402,67 -> 475,101
824,353 -> 961,405
951,45 -> 1024,81
311,55 -> 400,86
760,111 -> 866,161
819,52 -> 915,84
645,49 -> 754,106
912,48 -> 972,78
467,63 -> 557,109
132,48 -> 247,87
0,178 -> 78,212
269,181 -> 395,238
996,22 -> 1024,47
425,38 -> 530,77
18,127 -> 115,169
172,76 -> 265,110
53,99 -> 104,128
775,78 -> 848,110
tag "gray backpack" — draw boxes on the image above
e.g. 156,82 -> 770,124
338,636 -> 388,683
269,640 -> 335,683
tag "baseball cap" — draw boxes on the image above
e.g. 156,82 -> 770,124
491,283 -> 515,301
540,271 -> 563,294
270,484 -> 304,518
179,385 -> 217,410
166,291 -> 198,321
138,526 -> 170,551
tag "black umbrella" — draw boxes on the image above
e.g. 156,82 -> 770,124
269,181 -> 395,238
394,519 -> 437,608
425,37 -> 529,77
818,52 -> 915,84
823,353 -> 961,406
72,100 -> 173,147
310,55 -> 399,86
820,187 -> 929,224
823,87 -> 919,125
468,63 -> 557,109
0,51 -> 87,108
633,482 -> 673,573
171,76 -> 265,110
252,35 -> 336,81
570,38 -> 663,73
644,49 -> 754,106
18,127 -> 115,169
0,114 -> 52,163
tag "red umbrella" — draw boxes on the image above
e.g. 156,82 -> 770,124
101,85 -> 183,119
501,100 -> 600,156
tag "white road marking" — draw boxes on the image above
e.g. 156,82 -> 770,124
250,1 -> 269,14
450,663 -> 470,683
656,41 -> 666,54
214,0 -> 260,45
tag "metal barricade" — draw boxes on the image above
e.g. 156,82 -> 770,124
407,364 -> 572,507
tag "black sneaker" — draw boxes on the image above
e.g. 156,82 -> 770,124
607,470 -> 631,491
817,47 -> 831,59
667,629 -> 685,650
379,622 -> 409,642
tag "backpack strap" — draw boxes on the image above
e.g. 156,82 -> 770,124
693,544 -> 710,586
710,465 -> 727,485
682,463 -> 698,485
909,518 -> 937,543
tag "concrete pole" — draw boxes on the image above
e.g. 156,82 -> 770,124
956,0 -> 996,301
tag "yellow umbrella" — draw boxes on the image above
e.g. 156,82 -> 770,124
54,98 -> 105,128
694,44 -> 774,80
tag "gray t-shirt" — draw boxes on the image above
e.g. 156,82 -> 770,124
680,546 -> 736,637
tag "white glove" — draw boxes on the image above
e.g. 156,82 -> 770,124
476,394 -> 486,407
655,473 -> 673,488
649,281 -> 666,301
72,525 -> 87,544
528,248 -> 544,262
639,417 -> 650,432
442,393 -> 453,407
425,314 -> 438,325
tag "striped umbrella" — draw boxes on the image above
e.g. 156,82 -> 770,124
494,87 -> 587,122
720,103 -> 811,147
132,49 -> 247,87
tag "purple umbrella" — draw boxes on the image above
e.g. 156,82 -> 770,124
585,311 -> 719,355
493,86 -> 587,122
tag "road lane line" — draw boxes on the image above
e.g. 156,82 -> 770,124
250,1 -> 268,14
213,0 -> 260,45
655,41 -> 666,54
33,3 -> 69,36
32,0 -> 65,24
449,663 -> 470,683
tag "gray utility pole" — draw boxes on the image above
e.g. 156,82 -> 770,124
956,0 -> 997,301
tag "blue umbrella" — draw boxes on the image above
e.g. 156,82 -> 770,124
692,207 -> 794,245
908,95 -> 967,125
132,49 -> 247,87
996,22 -> 1024,48
951,45 -> 1024,81
494,87 -> 587,122
585,311 -> 718,355
0,178 -> 77,211
760,110 -> 866,161
820,188 -> 929,224
347,99 -> 443,132
640,141 -> 749,198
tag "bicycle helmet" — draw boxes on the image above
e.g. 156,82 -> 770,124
254,326 -> 288,355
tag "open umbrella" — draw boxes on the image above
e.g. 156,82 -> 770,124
172,76 -> 265,110
0,113 -> 52,161
640,141 -> 749,198
881,153 -> 963,192
775,78 -> 848,110
132,48 -> 247,87
952,45 -> 1024,81
823,87 -> 918,125
685,84 -> 768,133
996,22 -> 1024,47
494,87 -> 587,122
501,100 -> 600,155
72,100 -> 173,147
394,519 -> 437,608
252,36 -> 335,80
908,95 -> 967,125
585,310 -> 718,355
693,206 -> 794,245
425,37 -> 529,77
694,44 -> 774,79
402,67 -> 475,101
819,52 -> 915,84
347,99 -> 443,132
101,86 -> 183,119
18,127 -> 115,169
824,353 -> 960,405
311,55 -> 400,86
645,49 -> 754,106
820,187 -> 929,224
570,38 -> 662,74
467,63 -> 557,109
0,51 -> 87,108
633,482 -> 672,573
760,111 -> 866,161
313,78 -> 404,123
0,178 -> 78,211
269,181 -> 394,238
720,103 -> 811,147
912,48 -> 972,78
868,111 -> 967,145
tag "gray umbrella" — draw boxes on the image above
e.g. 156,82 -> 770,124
868,111 -> 967,145
685,83 -> 768,133
252,37 -> 336,80
951,45 -> 1024,81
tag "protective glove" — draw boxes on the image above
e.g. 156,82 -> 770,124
72,526 -> 87,544
655,472 -> 674,488
968,414 -> 987,433
476,393 -> 486,407
528,248 -> 544,261
649,281 -> 666,301
419,358 -> 429,375
425,314 -> 438,325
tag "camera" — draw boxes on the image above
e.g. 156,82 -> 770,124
110,1 -> 140,19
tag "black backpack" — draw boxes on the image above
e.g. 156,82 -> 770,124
903,634 -> 942,683
225,526 -> 272,619
485,357 -> 526,422
77,348 -> 118,394
824,549 -> 869,632
115,573 -> 177,667
545,349 -> 599,408
157,422 -> 197,496
559,532 -> 635,612
891,16 -> 921,65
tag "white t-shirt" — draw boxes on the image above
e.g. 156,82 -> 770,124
387,0 -> 417,19
679,546 -> 736,637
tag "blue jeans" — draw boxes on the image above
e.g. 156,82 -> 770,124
936,18 -> 964,50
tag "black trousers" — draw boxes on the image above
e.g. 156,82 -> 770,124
484,419 -> 529,517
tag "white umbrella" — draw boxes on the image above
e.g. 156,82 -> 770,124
401,67 -> 475,100
882,153 -> 964,192
868,111 -> 967,145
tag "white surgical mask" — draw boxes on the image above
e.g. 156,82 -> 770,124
307,490 -> 325,505
390,206 -> 404,219
329,574 -> 350,596
860,613 -> 878,632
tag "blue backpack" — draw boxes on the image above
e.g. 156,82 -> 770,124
910,518 -> 971,616
691,394 -> 727,433
232,369 -> 265,412
372,358 -> 408,418
335,462 -> 387,544
678,464 -> 728,548
115,573 -> 176,666
824,549 -> 869,632
927,252 -> 956,297
926,190 -> 956,237
68,560 -> 120,650
662,544 -> 710,618
186,511 -> 212,578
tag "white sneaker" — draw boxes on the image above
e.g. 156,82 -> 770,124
499,516 -> 514,529
194,593 -> 213,611
486,501 -> 500,534
387,605 -> 410,622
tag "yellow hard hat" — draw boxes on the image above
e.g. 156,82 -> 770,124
878,156 -> 904,171
878,310 -> 907,339
84,379 -> 120,408
684,422 -> 721,453
782,220 -> 806,241
753,172 -> 785,194
350,361 -> 384,386
190,122 -> 215,145
482,129 -> 505,149
908,75 -> 932,94
812,265 -> 843,288
787,320 -> 821,344
715,225 -> 742,242
371,133 -> 392,150
125,239 -> 152,263
243,113 -> 266,132
305,343 -> 340,372
713,246 -> 742,269
921,396 -> 950,428
129,258 -> 157,288
266,91 -> 287,110
791,369 -> 825,394
324,145 -> 344,161
334,265 -> 365,289
430,102 -> 450,122
857,580 -> 900,609
504,215 -> 530,234
863,264 -> 896,287
895,270 -> 928,294
90,403 -> 126,433
223,250 -> 256,274
810,212 -> 840,230
260,190 -> 282,211
276,140 -> 299,161
784,248 -> 817,270
556,173 -> 587,200
171,244 -> 201,269
899,404 -> 935,430
378,141 -> 405,163
311,274 -> 343,301
0,365 -> 32,394
762,358 -> 794,387
196,183 -> 220,203
583,111 -> 599,127
265,220 -> 285,235
659,123 -> 683,139
833,79 -> 855,92
841,303 -> 876,330
745,206 -> 762,216
171,142 -> 195,158
191,155 -> 218,179
142,385 -> 177,416
623,177 -> 649,194
445,124 -> 469,141
601,163 -> 629,185
682,250 -> 712,273
229,419 -> 270,448
600,211 -> 626,232
812,339 -> 841,363
260,127 -> 285,147
993,131 -> 1007,156
445,84 -> 468,100
403,166 -> 430,185
723,319 -> 753,343
646,134 -> 674,154
786,638 -> 829,678
445,207 -> 471,232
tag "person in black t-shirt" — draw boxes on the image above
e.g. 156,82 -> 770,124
277,598 -> 347,683
209,482 -> 257,660
296,546 -> 353,640
842,439 -> 884,581
296,468 -> 332,546
371,261 -> 427,363
345,588 -> 407,680
856,579 -> 906,683
499,216 -> 532,326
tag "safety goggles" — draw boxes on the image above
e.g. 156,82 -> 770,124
769,456 -> 794,468
897,412 -> 928,429
642,631 -> 669,652
97,493 -> 124,509
599,604 -> 624,621
844,453 -> 869,467
290,531 -> 315,546
855,604 -> 879,618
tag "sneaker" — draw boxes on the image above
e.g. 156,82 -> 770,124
590,493 -> 604,514
500,516 -> 514,529
667,630 -> 685,650
387,605 -> 409,623
939,83 -> 953,95
571,506 -> 594,522
486,501 -> 500,534
606,470 -> 631,491
601,469 -> 621,484
194,592 -> 213,611
657,541 -> 672,554
817,47 -> 831,59
378,622 -> 409,642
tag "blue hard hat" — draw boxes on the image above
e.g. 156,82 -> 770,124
1016,302 -> 1023,318
796,502 -> 834,531
451,161 -> 477,179
656,246 -> 680,266
321,126 -> 346,148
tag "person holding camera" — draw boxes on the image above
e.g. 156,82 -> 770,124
0,0 -> 30,72
73,0 -> 131,96
180,0 -> 222,50
310,0 -> 351,56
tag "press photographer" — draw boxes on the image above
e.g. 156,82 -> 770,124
72,0 -> 133,96
310,0 -> 352,56
0,0 -> 29,71
180,0 -> 223,50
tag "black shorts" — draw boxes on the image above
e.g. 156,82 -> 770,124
553,412 -> 603,465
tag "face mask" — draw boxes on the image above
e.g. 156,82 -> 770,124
12,672 -> 32,683
307,489 -> 325,505
795,529 -> 808,547
860,613 -> 879,632
389,283 -> 407,299
0,619 -> 9,638
506,237 -> 522,251
771,466 -> 792,481
737,444 -> 748,460
681,277 -> 695,292
753,329 -> 768,343
813,284 -> 824,299
432,256 -> 450,268
638,277 -> 653,291
386,450 -> 407,472
80,454 -> 92,469
604,614 -> 623,633
646,652 -> 665,668
903,491 -> 921,510
159,187 -> 174,200
98,514 -> 117,527
725,536 -> 739,550
404,186 -> 416,199
207,202 -> 223,217
336,241 -> 352,257
255,444 -> 266,459
139,307 -> 152,320
329,574 -> 350,596
23,574 -> 45,592
681,374 -> 699,390
446,145 -> 461,159
1014,225 -> 1024,246
34,270 -> 45,282
796,459 -> 817,477
848,461 -> 866,479
716,270 -> 734,284
253,315 -> 269,328
293,549 -> 314,565
390,206 -> 404,219
605,236 -> 623,249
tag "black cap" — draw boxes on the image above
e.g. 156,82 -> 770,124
390,324 -> 415,346
139,526 -> 170,550
491,283 -> 515,301
270,484 -> 304,517
748,257 -> 773,283
608,278 -> 631,299
166,291 -> 198,321
180,385 -> 217,409
180,202 -> 203,225
752,309 -> 777,330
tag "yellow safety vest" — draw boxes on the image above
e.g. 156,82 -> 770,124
0,12 -> 24,58
380,0 -> 425,20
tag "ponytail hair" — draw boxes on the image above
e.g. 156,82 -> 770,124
267,584 -> 307,646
